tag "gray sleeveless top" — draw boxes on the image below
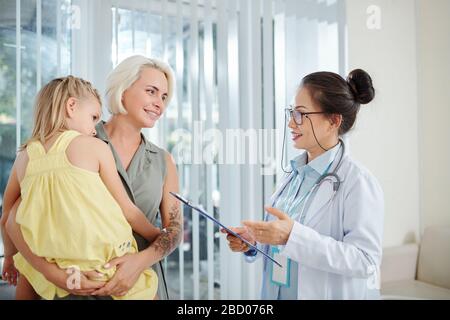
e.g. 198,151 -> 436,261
95,121 -> 169,300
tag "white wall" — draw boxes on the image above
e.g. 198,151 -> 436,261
416,0 -> 450,231
346,0 -> 421,247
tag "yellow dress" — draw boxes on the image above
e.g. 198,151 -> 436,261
13,130 -> 158,300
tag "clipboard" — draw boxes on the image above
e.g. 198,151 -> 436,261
169,192 -> 282,268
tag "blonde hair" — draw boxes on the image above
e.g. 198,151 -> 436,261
105,55 -> 175,115
20,75 -> 101,151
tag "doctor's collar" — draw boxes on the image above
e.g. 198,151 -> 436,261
290,152 -> 308,173
290,142 -> 342,175
308,143 -> 341,174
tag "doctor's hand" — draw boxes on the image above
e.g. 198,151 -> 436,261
221,227 -> 256,253
243,207 -> 294,246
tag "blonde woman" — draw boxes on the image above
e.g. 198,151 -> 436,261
1,75 -> 162,299
3,56 -> 182,299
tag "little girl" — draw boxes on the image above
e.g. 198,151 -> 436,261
0,76 -> 160,300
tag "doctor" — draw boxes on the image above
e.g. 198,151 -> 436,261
224,69 -> 384,300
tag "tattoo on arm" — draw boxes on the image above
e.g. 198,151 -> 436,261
152,203 -> 182,257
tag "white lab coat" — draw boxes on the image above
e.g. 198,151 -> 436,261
246,149 -> 384,300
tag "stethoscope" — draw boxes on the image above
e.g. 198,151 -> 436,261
271,140 -> 345,225
273,111 -> 346,222
313,139 -> 345,193
274,139 -> 344,202
280,107 -> 345,186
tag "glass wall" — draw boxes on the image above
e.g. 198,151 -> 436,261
0,0 -> 72,288
0,0 -> 345,299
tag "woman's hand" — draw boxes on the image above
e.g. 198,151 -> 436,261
222,227 -> 256,253
243,207 -> 294,246
1,255 -> 19,286
43,264 -> 106,296
91,252 -> 149,297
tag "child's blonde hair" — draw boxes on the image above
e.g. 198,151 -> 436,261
20,75 -> 101,151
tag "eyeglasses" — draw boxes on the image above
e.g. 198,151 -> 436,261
285,106 -> 327,125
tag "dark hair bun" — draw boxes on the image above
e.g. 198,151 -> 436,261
346,69 -> 375,104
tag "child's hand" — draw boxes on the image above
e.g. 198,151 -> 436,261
1,256 -> 19,286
